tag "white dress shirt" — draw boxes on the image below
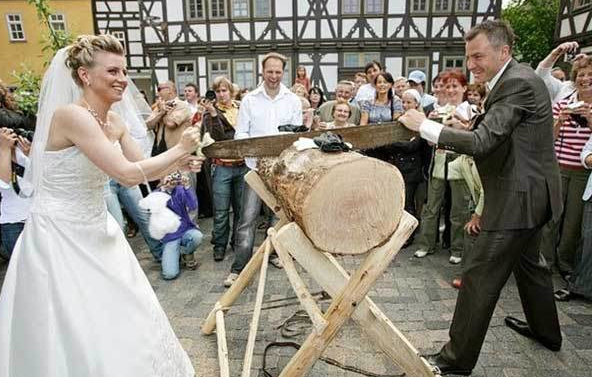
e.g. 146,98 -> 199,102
354,83 -> 376,103
419,59 -> 513,144
235,83 -> 303,169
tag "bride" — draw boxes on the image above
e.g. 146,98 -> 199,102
0,35 -> 201,376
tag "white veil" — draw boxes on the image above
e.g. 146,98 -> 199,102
23,47 -> 81,197
23,47 -> 155,196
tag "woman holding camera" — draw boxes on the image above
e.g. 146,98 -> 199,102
0,83 -> 33,260
201,76 -> 247,262
540,56 -> 592,280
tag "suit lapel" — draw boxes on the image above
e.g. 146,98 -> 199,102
483,59 -> 518,111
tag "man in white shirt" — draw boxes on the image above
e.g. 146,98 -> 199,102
225,52 -> 302,287
354,60 -> 382,103
401,20 -> 562,375
183,83 -> 200,116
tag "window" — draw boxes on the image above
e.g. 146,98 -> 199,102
187,0 -> 204,19
209,60 -> 230,85
365,0 -> 383,14
406,56 -> 429,76
411,0 -> 427,12
433,0 -> 451,12
232,0 -> 248,17
6,14 -> 25,41
456,0 -> 473,12
254,0 -> 270,17
111,31 -> 126,51
342,0 -> 360,14
443,56 -> 465,71
234,59 -> 256,89
211,0 -> 226,18
175,62 -> 197,95
49,14 -> 66,31
343,52 -> 380,68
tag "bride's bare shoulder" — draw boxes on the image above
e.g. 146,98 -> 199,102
52,104 -> 93,126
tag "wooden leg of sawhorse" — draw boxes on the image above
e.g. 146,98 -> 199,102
274,214 -> 437,377
201,170 -> 287,335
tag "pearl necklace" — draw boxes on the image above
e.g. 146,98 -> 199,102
82,99 -> 109,129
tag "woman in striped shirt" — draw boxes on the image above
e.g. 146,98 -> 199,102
541,56 -> 592,280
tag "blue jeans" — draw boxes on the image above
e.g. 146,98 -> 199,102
568,199 -> 592,299
211,164 -> 247,253
105,180 -> 163,260
0,222 -> 25,259
162,228 -> 203,280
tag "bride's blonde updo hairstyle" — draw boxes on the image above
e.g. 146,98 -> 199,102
65,34 -> 125,87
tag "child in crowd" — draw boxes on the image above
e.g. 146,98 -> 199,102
159,172 -> 203,280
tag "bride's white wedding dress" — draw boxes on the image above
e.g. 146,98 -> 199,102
0,145 -> 195,377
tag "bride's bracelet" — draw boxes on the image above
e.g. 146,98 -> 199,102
134,162 -> 148,184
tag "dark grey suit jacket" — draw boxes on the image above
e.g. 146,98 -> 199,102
438,59 -> 562,231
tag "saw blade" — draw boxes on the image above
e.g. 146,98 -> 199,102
201,122 -> 417,159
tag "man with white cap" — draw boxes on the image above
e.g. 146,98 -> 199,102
408,70 -> 437,109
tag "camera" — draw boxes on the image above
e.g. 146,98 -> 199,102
205,89 -> 216,101
566,47 -> 580,62
9,127 -> 34,142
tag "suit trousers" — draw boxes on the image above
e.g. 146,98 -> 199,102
440,226 -> 562,370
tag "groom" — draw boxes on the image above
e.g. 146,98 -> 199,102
400,20 -> 563,375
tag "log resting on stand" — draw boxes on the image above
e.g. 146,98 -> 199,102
258,147 -> 405,255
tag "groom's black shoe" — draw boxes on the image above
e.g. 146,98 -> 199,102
424,353 -> 472,376
504,316 -> 561,351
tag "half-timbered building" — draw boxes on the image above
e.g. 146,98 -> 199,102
93,0 -> 153,92
556,0 -> 592,53
96,1 -> 502,96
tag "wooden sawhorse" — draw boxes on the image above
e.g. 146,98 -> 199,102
201,171 -> 439,377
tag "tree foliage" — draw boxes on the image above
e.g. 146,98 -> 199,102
502,0 -> 560,67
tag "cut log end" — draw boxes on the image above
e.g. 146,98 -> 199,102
258,148 -> 405,255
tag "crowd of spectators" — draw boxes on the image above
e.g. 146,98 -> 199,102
0,42 -> 591,301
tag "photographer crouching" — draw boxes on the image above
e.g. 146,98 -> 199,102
540,56 -> 592,280
0,82 -> 33,260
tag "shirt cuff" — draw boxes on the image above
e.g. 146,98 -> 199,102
419,119 -> 444,144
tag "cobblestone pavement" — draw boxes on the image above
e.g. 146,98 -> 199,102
2,217 -> 592,377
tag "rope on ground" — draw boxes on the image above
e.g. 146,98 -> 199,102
260,310 -> 406,377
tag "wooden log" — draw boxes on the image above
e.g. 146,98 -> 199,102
258,148 -> 405,255
275,218 -> 436,377
214,303 -> 230,377
241,237 -> 271,377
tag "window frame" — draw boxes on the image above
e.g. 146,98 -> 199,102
233,58 -> 256,90
410,0 -> 428,14
49,13 -> 67,32
231,0 -> 249,19
342,0 -> 361,15
208,59 -> 231,86
405,56 -> 429,77
6,13 -> 26,42
442,56 -> 466,72
365,0 -> 383,14
432,0 -> 451,13
174,60 -> 197,96
210,0 -> 227,19
455,0 -> 474,13
186,0 -> 205,20
342,52 -> 381,68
